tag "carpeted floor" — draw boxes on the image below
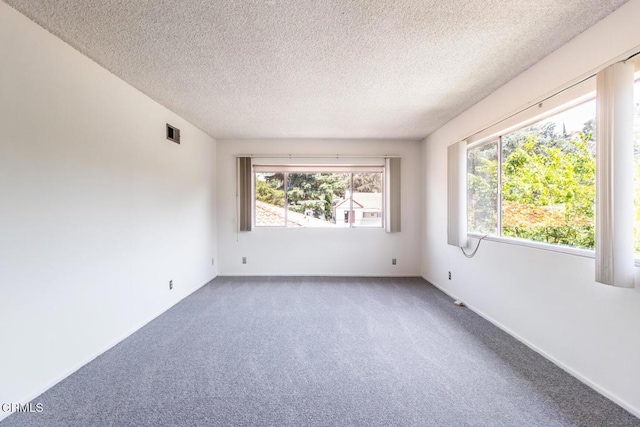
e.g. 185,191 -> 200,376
3,276 -> 639,426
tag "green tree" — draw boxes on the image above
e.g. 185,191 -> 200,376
353,172 -> 382,193
287,173 -> 349,220
468,141 -> 498,234
255,177 -> 284,207
501,130 -> 595,249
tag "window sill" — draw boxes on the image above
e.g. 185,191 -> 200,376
467,233 -> 595,259
254,226 -> 385,230
467,233 -> 640,268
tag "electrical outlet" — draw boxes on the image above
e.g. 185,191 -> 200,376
392,258 -> 397,265
169,280 -> 173,290
448,271 -> 451,280
211,258 -> 215,266
242,257 -> 247,264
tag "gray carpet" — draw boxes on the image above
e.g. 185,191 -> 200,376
3,277 -> 639,426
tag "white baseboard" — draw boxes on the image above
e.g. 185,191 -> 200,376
423,275 -> 640,420
0,275 -> 215,423
216,273 -> 422,277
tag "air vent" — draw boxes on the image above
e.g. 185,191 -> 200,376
166,123 -> 180,144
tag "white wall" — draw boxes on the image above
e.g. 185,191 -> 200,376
0,3 -> 217,418
217,139 -> 421,276
422,0 -> 640,417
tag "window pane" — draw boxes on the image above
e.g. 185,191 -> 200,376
351,172 -> 383,228
634,78 -> 640,255
467,141 -> 498,234
286,172 -> 350,227
255,172 -> 285,227
501,100 -> 596,249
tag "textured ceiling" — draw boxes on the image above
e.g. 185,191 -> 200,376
4,0 -> 629,140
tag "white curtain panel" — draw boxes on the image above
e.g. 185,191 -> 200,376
447,141 -> 468,248
595,61 -> 635,287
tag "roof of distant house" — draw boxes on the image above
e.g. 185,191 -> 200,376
255,200 -> 333,227
335,193 -> 383,210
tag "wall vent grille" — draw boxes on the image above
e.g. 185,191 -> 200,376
166,123 -> 180,144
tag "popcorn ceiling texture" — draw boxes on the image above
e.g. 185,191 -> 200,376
3,0 -> 629,139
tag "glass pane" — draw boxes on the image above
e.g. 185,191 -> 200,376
634,78 -> 640,255
286,172 -> 350,227
467,141 -> 498,235
351,172 -> 383,228
255,172 -> 285,227
501,100 -> 596,249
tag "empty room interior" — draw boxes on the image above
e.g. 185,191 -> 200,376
2,0 -> 640,425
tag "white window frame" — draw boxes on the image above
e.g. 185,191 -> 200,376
466,95 -> 598,258
253,166 -> 386,229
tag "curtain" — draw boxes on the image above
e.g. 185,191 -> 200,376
237,157 -> 252,232
447,141 -> 468,247
385,158 -> 401,233
595,62 -> 635,287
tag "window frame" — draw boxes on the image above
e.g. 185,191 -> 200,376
466,97 -> 598,257
253,167 -> 386,229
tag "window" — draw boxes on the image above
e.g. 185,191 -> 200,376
254,169 -> 384,228
351,172 -> 383,228
467,100 -> 596,250
287,172 -> 349,228
255,172 -> 286,227
467,140 -> 498,235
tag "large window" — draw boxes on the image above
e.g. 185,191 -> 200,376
255,170 -> 383,228
467,100 -> 596,250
